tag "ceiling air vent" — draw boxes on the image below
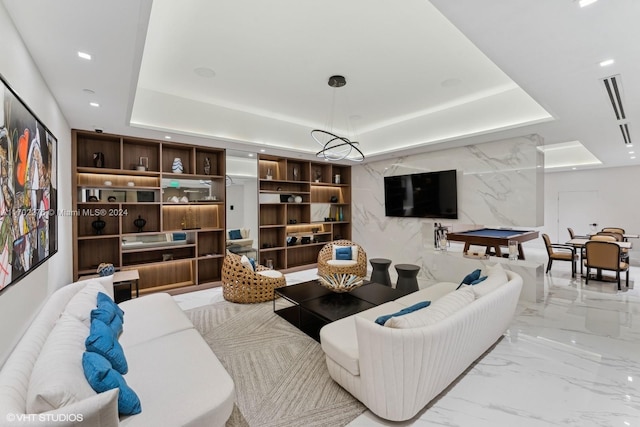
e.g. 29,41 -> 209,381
602,74 -> 632,144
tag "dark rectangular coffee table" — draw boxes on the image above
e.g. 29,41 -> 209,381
274,280 -> 412,341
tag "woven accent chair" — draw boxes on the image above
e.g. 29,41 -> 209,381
317,240 -> 367,279
542,233 -> 578,277
222,252 -> 286,303
584,240 -> 629,290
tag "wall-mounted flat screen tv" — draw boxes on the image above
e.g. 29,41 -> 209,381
384,169 -> 458,219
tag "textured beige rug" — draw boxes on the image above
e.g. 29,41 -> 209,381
185,300 -> 366,427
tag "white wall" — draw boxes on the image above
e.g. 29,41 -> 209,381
0,3 -> 72,364
351,135 -> 543,281
540,166 -> 640,263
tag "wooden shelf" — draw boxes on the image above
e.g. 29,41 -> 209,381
258,154 -> 351,270
72,129 -> 227,295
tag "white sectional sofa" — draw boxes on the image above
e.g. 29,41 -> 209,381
320,265 -> 523,422
0,277 -> 235,427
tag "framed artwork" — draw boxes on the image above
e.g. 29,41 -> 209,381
0,73 -> 58,293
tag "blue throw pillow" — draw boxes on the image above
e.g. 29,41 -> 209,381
335,246 -> 352,261
470,275 -> 488,285
82,352 -> 141,415
457,268 -> 482,289
97,292 -> 124,320
249,258 -> 256,270
228,229 -> 242,240
91,306 -> 123,337
85,319 -> 128,375
375,301 -> 431,325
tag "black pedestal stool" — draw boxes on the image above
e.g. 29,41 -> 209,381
395,264 -> 420,292
369,258 -> 392,287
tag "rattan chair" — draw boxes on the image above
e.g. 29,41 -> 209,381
584,240 -> 629,290
221,252 -> 286,303
317,240 -> 367,279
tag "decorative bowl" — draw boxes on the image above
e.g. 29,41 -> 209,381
318,274 -> 364,293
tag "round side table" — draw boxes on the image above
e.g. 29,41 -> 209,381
369,258 -> 392,287
395,264 -> 420,292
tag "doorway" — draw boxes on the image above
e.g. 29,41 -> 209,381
558,190 -> 599,241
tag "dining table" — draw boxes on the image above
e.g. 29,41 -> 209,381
566,238 -> 633,276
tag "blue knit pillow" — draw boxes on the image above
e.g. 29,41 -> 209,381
85,319 -> 128,375
375,301 -> 431,325
228,229 -> 242,240
82,352 -> 141,415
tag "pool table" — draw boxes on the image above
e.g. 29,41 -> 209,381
446,228 -> 539,260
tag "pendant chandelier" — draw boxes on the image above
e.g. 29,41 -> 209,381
311,75 -> 365,162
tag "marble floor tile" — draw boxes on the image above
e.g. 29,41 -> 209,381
174,249 -> 640,426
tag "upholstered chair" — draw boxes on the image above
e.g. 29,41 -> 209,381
567,227 -> 589,239
584,240 -> 629,290
542,234 -> 578,277
222,252 -> 286,303
317,240 -> 367,279
601,227 -> 625,235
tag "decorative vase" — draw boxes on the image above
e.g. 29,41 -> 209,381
203,157 -> 211,175
266,168 -> 273,180
293,167 -> 298,181
91,217 -> 106,235
97,263 -> 115,277
93,152 -> 104,168
172,157 -> 184,174
338,206 -> 344,221
133,215 -> 146,232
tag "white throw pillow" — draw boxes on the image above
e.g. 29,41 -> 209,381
64,281 -> 110,327
240,255 -> 254,271
385,286 -> 475,328
241,228 -> 250,239
473,263 -> 508,298
332,245 -> 358,261
257,270 -> 283,279
26,313 -> 96,413
74,274 -> 115,300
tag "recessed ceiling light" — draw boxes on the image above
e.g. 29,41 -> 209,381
599,59 -> 614,67
579,0 -> 598,7
629,151 -> 634,154
89,102 -> 99,107
259,149 -> 266,153
164,136 -> 171,139
631,156 -> 636,159
628,144 -> 634,148
82,88 -> 95,94
572,167 -> 577,170
77,51 -> 92,60
248,153 -> 254,157
193,67 -> 216,78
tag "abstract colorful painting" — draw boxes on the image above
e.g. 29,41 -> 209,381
0,74 -> 57,292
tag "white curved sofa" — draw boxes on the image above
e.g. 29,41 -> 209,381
0,276 -> 235,427
320,266 -> 522,422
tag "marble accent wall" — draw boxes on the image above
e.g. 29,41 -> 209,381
352,134 -> 543,283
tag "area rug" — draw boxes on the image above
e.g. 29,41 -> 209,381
184,300 -> 366,427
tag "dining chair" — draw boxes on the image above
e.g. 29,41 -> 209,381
542,234 -> 577,277
584,240 -> 629,290
567,227 -> 589,239
592,233 -> 629,263
601,227 -> 625,235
